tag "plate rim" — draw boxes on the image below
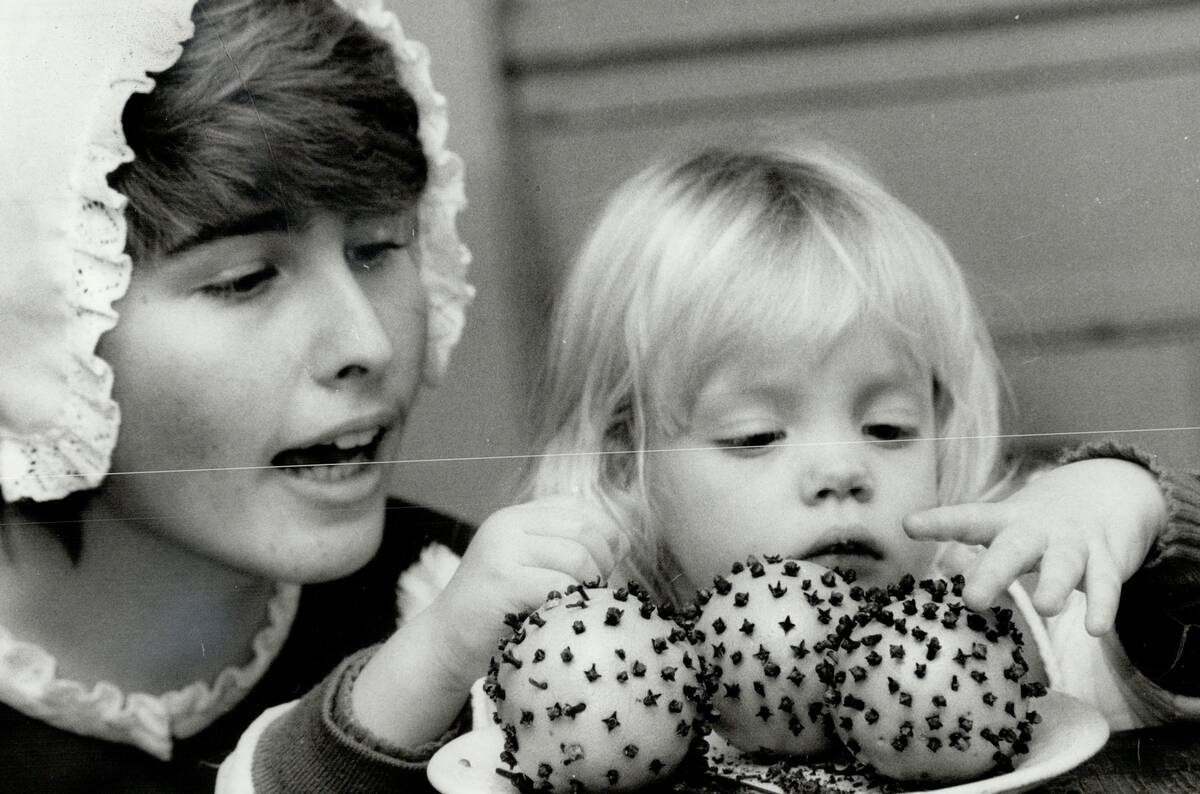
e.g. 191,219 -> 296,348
911,690 -> 1110,794
428,690 -> 1109,794
427,728 -> 508,794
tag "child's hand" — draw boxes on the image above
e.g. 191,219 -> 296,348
904,458 -> 1167,636
350,495 -> 627,746
431,495 -> 629,685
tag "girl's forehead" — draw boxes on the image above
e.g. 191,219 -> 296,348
691,323 -> 932,404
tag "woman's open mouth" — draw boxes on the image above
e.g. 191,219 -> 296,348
271,428 -> 384,483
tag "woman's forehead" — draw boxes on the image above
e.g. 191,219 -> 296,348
152,202 -> 417,259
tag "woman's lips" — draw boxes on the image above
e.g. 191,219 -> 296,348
271,428 -> 386,484
269,430 -> 389,506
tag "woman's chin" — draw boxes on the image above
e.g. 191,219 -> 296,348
225,501 -> 387,584
253,545 -> 380,584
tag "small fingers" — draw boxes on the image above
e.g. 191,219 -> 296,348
528,520 -> 618,578
963,530 -> 1043,610
904,503 -> 1007,546
483,497 -> 626,577
522,535 -> 606,584
1030,542 -> 1087,617
1082,545 -> 1123,637
522,570 -> 583,606
524,498 -> 628,575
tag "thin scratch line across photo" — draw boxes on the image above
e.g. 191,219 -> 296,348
6,425 -> 1200,483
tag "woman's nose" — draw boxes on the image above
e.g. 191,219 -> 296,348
308,263 -> 394,386
799,443 -> 874,505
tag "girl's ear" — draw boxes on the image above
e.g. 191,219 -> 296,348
602,398 -> 639,489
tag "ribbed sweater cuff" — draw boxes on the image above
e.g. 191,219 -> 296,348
251,646 -> 459,792
1063,441 -> 1200,694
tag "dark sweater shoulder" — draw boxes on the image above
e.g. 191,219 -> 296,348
266,498 -> 473,694
180,498 -> 474,775
0,498 -> 475,792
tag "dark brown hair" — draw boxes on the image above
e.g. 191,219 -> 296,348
111,0 -> 427,259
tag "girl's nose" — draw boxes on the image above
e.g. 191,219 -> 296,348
309,262 -> 394,386
799,444 -> 874,505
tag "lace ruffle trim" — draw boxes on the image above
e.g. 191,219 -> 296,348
0,1 -> 195,503
340,0 -> 475,384
0,583 -> 300,761
395,541 -> 461,622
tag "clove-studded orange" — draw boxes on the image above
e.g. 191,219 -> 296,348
822,575 -> 1047,783
693,556 -> 860,757
485,583 -> 712,792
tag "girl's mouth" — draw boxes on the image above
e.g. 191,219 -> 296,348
808,540 -> 881,558
271,429 -> 384,482
804,540 -> 883,567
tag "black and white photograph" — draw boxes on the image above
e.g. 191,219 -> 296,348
2,1 -> 1199,791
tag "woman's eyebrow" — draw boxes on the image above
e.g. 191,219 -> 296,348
166,209 -> 292,255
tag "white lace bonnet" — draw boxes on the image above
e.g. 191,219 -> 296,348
0,0 -> 474,503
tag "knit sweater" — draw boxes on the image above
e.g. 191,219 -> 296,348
1092,444 -> 1200,697
1000,441 -> 1200,728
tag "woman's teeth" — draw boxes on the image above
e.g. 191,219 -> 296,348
290,458 -> 370,482
273,428 -> 383,480
333,429 -> 377,450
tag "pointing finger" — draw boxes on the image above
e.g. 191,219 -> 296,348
962,531 -> 1043,609
904,503 -> 1007,545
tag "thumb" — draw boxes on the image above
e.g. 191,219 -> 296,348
903,503 -> 1005,545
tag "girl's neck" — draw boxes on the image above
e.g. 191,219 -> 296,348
0,504 -> 278,695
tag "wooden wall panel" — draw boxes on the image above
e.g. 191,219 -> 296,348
503,0 -> 1200,466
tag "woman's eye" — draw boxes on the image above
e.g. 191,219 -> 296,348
864,424 -> 914,442
200,267 -> 278,299
347,241 -> 405,271
715,431 -> 786,453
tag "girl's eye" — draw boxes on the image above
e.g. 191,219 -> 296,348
200,266 -> 278,299
346,241 -> 406,271
864,424 -> 914,442
715,430 -> 786,453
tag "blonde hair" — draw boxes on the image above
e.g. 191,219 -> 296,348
524,143 -> 1007,598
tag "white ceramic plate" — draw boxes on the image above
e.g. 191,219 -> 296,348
428,690 -> 1108,794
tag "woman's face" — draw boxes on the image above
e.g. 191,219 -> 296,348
94,209 -> 426,582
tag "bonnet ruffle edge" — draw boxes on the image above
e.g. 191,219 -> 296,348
0,0 -> 473,503
0,0 -> 196,502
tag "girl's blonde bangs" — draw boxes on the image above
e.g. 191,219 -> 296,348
635,190 -> 960,438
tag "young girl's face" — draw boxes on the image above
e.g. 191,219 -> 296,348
93,209 -> 425,582
644,322 -> 940,594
